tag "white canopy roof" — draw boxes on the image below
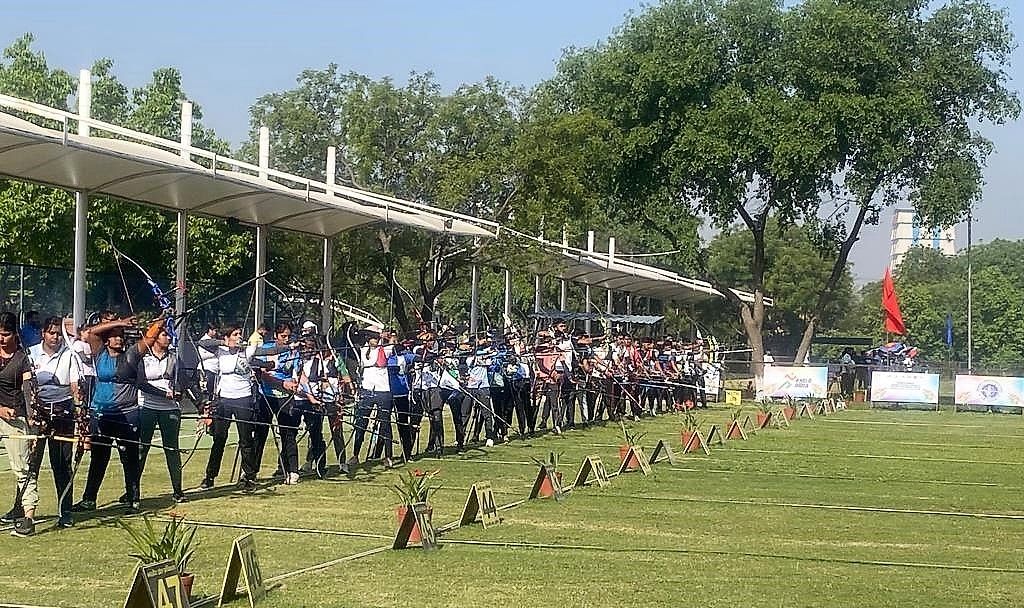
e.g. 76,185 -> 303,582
541,248 -> 771,306
0,96 -> 493,239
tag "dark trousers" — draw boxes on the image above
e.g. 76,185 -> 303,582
83,408 -> 140,503
490,385 -> 512,438
138,408 -> 183,496
353,390 -> 394,459
274,398 -> 301,475
467,388 -> 494,442
252,396 -> 275,474
425,388 -> 446,452
301,406 -> 327,471
445,389 -> 470,448
325,400 -> 347,463
394,394 -> 421,459
561,381 -> 578,426
510,379 -> 531,435
205,396 -> 259,482
540,383 -> 563,429
37,400 -> 75,516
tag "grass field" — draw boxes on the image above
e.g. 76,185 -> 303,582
2,404 -> 1023,607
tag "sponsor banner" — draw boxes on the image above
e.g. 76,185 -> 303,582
870,371 -> 940,404
954,375 -> 1024,407
763,366 -> 828,399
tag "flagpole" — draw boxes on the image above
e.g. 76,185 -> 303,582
967,209 -> 973,373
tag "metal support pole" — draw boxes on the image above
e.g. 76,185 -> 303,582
534,275 -> 542,314
470,265 -> 480,336
72,69 -> 91,329
254,226 -> 268,329
967,210 -> 973,372
559,225 -> 568,312
254,126 -> 271,329
585,231 -> 594,334
503,268 -> 512,321
322,237 -> 333,333
322,147 -> 337,333
175,100 -> 192,318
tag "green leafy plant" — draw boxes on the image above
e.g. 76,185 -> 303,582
531,450 -> 564,474
681,409 -> 700,432
389,469 -> 442,506
117,515 -> 199,575
619,421 -> 646,447
758,398 -> 774,413
730,406 -> 743,421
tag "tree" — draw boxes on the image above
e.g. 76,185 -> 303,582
788,0 -> 1020,362
546,0 -> 838,387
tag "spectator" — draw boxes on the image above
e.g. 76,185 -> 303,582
20,311 -> 41,348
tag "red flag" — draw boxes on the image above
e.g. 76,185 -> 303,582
882,266 -> 907,335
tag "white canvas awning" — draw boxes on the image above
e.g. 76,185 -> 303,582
542,248 -> 771,306
0,103 -> 492,239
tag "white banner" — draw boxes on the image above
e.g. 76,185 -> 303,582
870,371 -> 940,404
703,364 -> 721,395
763,366 -> 828,399
954,375 -> 1024,407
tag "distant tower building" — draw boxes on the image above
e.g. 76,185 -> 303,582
889,208 -> 957,268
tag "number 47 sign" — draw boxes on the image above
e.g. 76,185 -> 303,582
123,560 -> 190,608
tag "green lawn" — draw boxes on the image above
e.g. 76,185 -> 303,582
1,404 -> 1023,607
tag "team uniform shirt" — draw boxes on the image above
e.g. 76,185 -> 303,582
387,351 -> 417,397
215,345 -> 259,399
29,343 -> 80,404
197,335 -> 220,374
92,346 -> 141,414
260,342 -> 299,399
138,350 -> 177,411
360,345 -> 392,393
0,350 -> 32,416
70,339 -> 95,378
466,354 -> 492,389
438,354 -> 462,391
413,346 -> 440,389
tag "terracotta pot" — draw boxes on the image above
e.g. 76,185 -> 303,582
756,411 -> 771,428
537,471 -> 563,498
680,429 -> 701,452
618,445 -> 639,471
783,406 -> 796,420
179,573 -> 194,600
396,504 -> 433,544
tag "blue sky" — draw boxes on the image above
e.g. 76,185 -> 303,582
3,0 -> 1021,281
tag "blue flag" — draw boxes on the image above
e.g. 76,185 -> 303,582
945,313 -> 954,348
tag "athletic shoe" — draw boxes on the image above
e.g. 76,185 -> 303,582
286,473 -> 300,485
485,439 -> 494,447
346,455 -> 360,467
117,493 -> 131,505
56,513 -> 74,529
126,501 -> 142,514
173,493 -> 188,504
299,461 -> 314,474
240,479 -> 257,494
70,500 -> 96,512
10,517 -> 34,537
199,478 -> 215,491
1,507 -> 24,524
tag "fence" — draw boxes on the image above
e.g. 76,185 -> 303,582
0,261 -> 321,334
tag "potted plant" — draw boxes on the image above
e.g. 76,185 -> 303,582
783,397 -> 797,421
680,410 -> 702,452
389,469 -> 441,544
618,421 -> 646,471
756,399 -> 773,428
531,451 -> 564,498
118,515 -> 199,600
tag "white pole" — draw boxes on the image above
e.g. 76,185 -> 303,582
503,268 -> 512,320
470,265 -> 480,336
258,126 -> 270,180
322,237 -> 333,333
175,100 -> 193,317
254,226 -> 268,330
585,230 -> 594,334
254,127 -> 271,327
559,225 -> 568,312
322,147 -> 337,333
967,210 -> 973,372
72,69 -> 91,328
